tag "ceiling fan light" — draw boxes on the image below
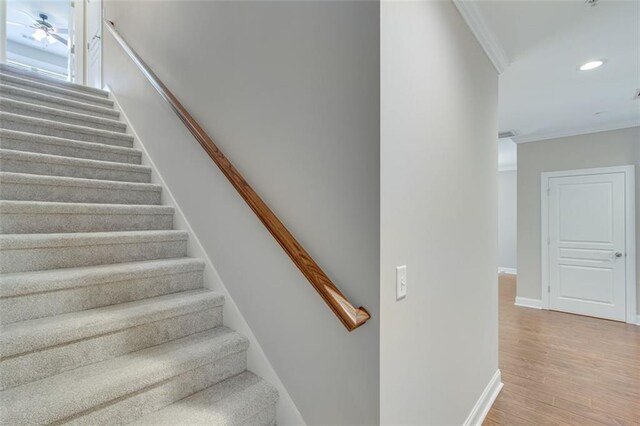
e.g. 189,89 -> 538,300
33,28 -> 47,41
46,34 -> 57,44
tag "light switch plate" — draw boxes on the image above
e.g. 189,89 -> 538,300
396,265 -> 407,300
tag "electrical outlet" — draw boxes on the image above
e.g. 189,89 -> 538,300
396,265 -> 407,300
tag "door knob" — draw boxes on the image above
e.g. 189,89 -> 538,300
614,252 -> 623,258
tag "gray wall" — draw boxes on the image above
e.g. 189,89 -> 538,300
517,127 -> 640,314
102,1 -> 380,424
380,1 -> 499,423
499,170 -> 517,270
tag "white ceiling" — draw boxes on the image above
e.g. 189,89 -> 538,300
471,0 -> 640,143
6,0 -> 70,58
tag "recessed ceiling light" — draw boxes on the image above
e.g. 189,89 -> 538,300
579,60 -> 604,71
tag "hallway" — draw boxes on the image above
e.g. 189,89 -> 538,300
485,274 -> 640,425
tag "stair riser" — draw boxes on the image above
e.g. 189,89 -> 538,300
1,89 -> 119,120
0,101 -> 126,133
0,210 -> 173,234
0,157 -> 151,183
0,308 -> 222,390
0,181 -> 162,205
0,67 -> 109,98
0,269 -> 204,324
0,135 -> 142,164
0,118 -> 133,148
133,372 -> 279,426
0,80 -> 113,107
67,353 -> 247,426
0,239 -> 187,273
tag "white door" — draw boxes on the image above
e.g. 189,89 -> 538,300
547,171 -> 627,321
86,0 -> 102,88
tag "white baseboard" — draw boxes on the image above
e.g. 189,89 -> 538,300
108,88 -> 305,425
498,267 -> 517,275
463,369 -> 503,426
514,297 -> 542,309
515,300 -> 638,323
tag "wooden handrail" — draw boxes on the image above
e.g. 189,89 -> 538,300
104,20 -> 370,331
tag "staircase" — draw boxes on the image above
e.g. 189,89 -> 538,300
0,64 -> 278,425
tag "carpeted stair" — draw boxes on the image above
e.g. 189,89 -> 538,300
0,63 -> 278,425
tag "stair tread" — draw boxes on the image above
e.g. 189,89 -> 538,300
0,229 -> 188,249
0,84 -> 120,118
0,200 -> 174,235
0,327 -> 248,425
0,171 -> 161,191
0,129 -> 140,156
0,73 -> 113,106
0,200 -> 171,215
132,371 -> 278,426
0,97 -> 126,131
0,257 -> 204,297
0,112 -> 133,144
0,64 -> 110,98
0,148 -> 150,174
0,288 -> 223,357
0,172 -> 162,206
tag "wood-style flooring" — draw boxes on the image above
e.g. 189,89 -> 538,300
484,274 -> 640,426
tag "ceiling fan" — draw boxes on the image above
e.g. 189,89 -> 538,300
7,12 -> 68,46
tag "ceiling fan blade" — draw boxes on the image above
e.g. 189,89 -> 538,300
7,21 -> 32,27
54,28 -> 69,34
17,10 -> 40,23
50,33 -> 68,46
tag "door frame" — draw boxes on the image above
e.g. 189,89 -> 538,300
70,0 -> 85,84
84,0 -> 103,88
540,165 -> 636,324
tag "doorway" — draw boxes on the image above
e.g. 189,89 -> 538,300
541,166 -> 636,323
2,0 -> 101,86
5,1 -> 72,80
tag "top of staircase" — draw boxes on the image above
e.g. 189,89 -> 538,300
0,63 -> 110,98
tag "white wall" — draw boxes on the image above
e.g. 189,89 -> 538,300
380,1 -> 499,424
517,127 -> 640,313
499,171 -> 517,270
102,1 -> 380,424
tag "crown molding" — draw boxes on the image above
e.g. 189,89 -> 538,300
514,121 -> 640,144
453,0 -> 510,74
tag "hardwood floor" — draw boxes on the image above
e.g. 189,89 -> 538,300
484,274 -> 640,426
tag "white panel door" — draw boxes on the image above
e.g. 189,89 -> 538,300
86,0 -> 102,88
548,172 -> 627,321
